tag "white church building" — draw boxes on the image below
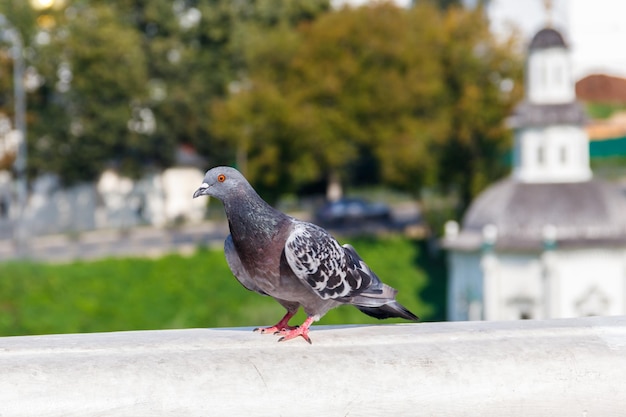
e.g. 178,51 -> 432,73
443,26 -> 626,321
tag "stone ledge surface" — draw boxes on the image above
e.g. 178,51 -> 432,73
1,317 -> 625,416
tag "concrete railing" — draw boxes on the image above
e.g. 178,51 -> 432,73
1,316 -> 625,416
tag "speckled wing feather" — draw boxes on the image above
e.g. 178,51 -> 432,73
284,222 -> 376,301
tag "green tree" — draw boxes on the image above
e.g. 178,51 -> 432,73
34,5 -> 149,182
5,2 -> 154,183
0,0 -> 39,171
211,3 -> 447,197
0,0 -> 331,184
115,0 -> 331,173
420,0 -> 463,10
211,2 -> 523,201
435,4 -> 523,212
290,3 -> 449,194
211,79 -> 318,202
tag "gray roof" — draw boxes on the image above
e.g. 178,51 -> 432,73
529,27 -> 567,50
508,101 -> 588,128
445,178 -> 626,251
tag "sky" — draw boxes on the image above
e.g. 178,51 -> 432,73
489,0 -> 626,80
334,0 -> 626,80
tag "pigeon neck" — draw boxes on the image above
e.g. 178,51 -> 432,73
223,187 -> 288,243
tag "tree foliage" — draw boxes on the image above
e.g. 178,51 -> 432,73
211,2 -> 523,203
0,0 -> 521,209
435,5 -> 523,210
0,0 -> 330,184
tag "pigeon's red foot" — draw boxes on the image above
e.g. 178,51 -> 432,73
278,316 -> 315,344
253,311 -> 297,334
254,324 -> 299,334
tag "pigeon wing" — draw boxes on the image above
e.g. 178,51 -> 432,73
284,222 -> 374,300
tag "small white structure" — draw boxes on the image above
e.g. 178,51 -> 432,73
160,167 -> 207,224
444,26 -> 626,321
96,167 -> 207,229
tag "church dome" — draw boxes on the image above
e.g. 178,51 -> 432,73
529,27 -> 567,50
448,178 -> 626,250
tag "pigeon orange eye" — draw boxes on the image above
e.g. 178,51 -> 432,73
217,174 -> 226,183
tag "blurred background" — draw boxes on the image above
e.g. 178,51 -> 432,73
0,0 -> 625,336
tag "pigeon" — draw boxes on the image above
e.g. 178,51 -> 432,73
193,166 -> 419,343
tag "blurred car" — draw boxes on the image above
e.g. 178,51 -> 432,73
315,197 -> 392,226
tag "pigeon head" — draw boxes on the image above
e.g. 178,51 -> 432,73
193,166 -> 251,201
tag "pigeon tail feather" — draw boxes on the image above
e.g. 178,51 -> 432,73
357,301 -> 419,321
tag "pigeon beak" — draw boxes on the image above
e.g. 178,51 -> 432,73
193,183 -> 210,199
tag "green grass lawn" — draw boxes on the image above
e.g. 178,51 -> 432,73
0,236 -> 446,337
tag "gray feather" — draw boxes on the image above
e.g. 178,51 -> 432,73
224,235 -> 268,296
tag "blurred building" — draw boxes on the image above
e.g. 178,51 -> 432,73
0,145 -> 207,240
444,26 -> 626,321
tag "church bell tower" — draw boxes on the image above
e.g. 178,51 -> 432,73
508,19 -> 591,184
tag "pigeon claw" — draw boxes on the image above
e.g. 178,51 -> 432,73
253,324 -> 298,334
276,316 -> 315,344
273,325 -> 300,335
278,327 -> 312,344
